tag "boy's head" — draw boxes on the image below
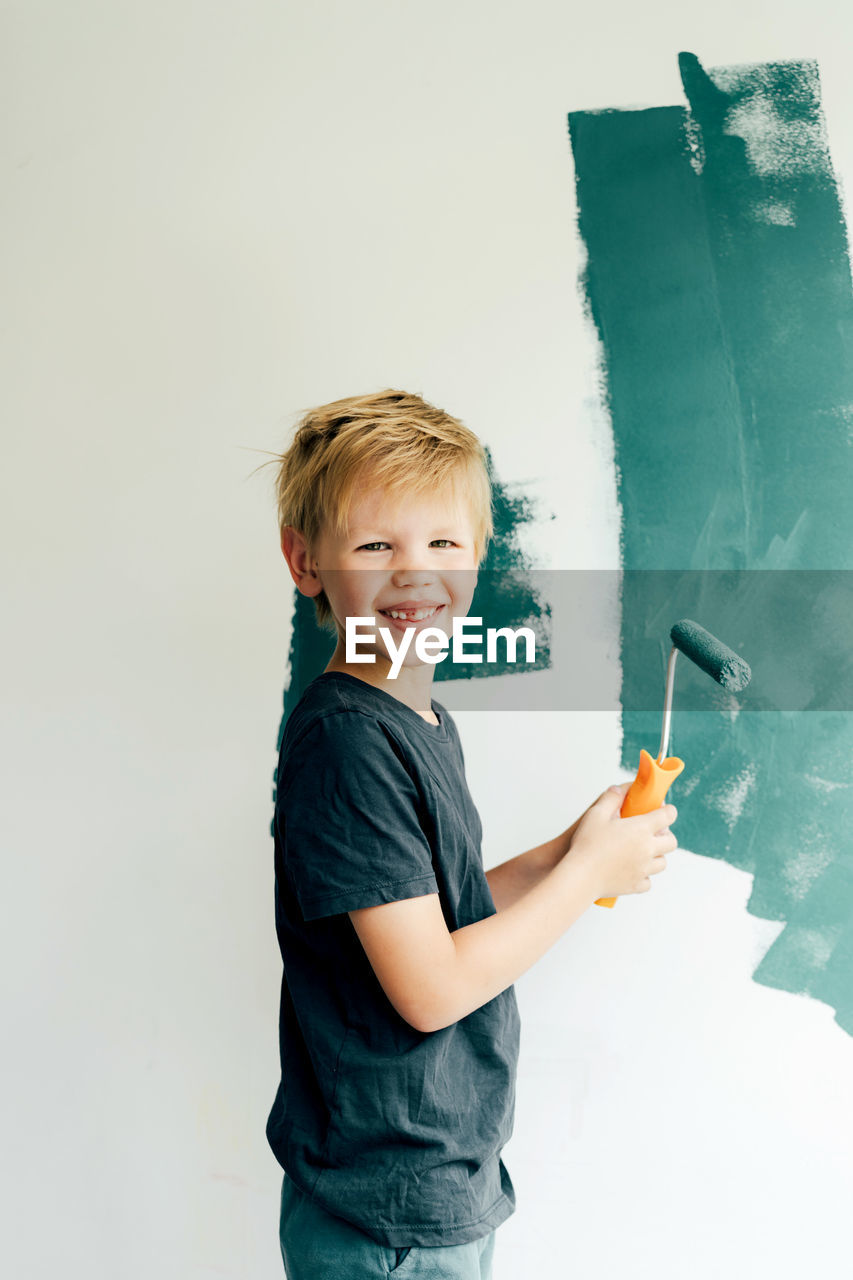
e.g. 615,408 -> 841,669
275,389 -> 493,630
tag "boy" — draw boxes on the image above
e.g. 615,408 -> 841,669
266,389 -> 676,1279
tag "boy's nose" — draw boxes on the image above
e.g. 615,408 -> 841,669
390,566 -> 435,589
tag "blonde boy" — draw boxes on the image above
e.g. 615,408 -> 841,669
266,389 -> 676,1280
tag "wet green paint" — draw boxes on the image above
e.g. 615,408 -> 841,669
569,54 -> 853,1033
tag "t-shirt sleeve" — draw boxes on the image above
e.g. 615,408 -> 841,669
277,711 -> 439,921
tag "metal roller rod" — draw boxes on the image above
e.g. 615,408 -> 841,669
656,645 -> 679,763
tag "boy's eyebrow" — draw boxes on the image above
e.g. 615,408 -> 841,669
348,530 -> 470,542
346,522 -> 470,537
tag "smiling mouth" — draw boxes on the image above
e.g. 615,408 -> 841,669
378,605 -> 444,623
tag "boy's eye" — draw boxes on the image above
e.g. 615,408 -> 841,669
356,539 -> 458,550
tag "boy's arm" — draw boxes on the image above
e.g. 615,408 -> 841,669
350,787 -> 677,1033
484,820 -> 581,912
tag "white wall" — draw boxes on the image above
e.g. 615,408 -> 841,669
4,2 -> 853,1276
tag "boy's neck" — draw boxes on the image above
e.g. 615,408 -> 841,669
324,641 -> 439,724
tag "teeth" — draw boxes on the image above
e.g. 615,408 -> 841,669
385,607 -> 439,620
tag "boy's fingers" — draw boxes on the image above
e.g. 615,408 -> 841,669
598,783 -> 629,817
644,802 -> 677,828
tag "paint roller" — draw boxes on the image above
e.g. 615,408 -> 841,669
595,619 -> 752,908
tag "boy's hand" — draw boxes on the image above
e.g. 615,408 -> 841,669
564,781 -> 630,849
566,782 -> 677,899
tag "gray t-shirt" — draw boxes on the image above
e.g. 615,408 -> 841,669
266,672 -> 520,1248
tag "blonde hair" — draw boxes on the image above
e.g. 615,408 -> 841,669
273,388 -> 493,628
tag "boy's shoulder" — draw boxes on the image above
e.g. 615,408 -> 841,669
282,671 -> 366,746
277,674 -> 465,824
282,673 -> 455,758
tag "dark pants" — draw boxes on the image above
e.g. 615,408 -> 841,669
279,1174 -> 496,1279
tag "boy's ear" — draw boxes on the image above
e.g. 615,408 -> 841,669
280,526 -> 324,598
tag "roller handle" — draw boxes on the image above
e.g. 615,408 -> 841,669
595,749 -> 685,908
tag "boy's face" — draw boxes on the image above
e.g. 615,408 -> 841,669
306,478 -> 480,675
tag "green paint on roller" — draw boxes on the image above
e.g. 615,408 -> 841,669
671,619 -> 752,692
569,53 -> 853,1036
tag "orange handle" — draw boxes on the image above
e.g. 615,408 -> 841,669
595,749 -> 685,908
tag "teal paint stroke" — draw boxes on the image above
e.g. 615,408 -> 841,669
569,54 -> 853,1034
272,451 -> 552,819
